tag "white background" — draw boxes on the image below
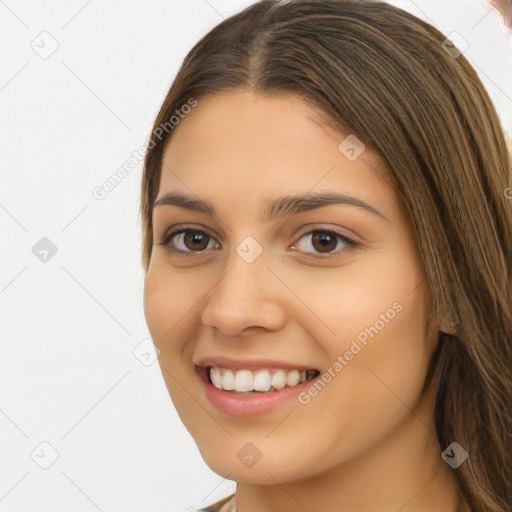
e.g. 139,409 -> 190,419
1,1 -> 511,511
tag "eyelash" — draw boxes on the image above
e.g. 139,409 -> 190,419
159,226 -> 359,258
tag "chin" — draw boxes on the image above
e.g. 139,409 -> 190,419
198,443 -> 321,485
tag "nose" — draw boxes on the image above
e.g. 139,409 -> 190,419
200,247 -> 287,337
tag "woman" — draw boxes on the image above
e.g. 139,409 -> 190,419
139,1 -> 512,511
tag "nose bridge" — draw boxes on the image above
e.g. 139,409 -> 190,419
215,238 -> 268,303
201,237 -> 285,334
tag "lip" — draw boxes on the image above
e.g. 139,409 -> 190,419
195,365 -> 319,418
193,355 -> 317,371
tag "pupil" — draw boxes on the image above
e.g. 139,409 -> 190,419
185,231 -> 208,250
312,231 -> 336,252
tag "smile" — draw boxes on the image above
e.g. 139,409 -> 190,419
207,366 -> 320,394
196,364 -> 321,417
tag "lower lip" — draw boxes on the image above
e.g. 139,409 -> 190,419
198,368 -> 317,418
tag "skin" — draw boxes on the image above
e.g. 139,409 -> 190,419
143,90 -> 461,512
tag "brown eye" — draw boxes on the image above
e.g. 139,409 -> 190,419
293,229 -> 357,256
162,229 -> 220,254
183,231 -> 210,251
311,231 -> 338,252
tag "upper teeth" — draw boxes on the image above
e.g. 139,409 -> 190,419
208,367 -> 315,393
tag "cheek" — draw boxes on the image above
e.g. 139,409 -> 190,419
294,251 -> 430,416
143,262 -> 201,342
143,260 -> 217,386
143,265 -> 172,342
286,248 -> 425,347
143,263 -> 204,414
329,279 -> 429,434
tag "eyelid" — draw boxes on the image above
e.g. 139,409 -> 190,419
292,223 -> 360,245
160,224 -> 220,245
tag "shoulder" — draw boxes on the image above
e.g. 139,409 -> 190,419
196,494 -> 234,512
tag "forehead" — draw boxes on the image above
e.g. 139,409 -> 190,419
157,90 -> 398,219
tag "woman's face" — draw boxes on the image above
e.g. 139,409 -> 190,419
143,90 -> 436,484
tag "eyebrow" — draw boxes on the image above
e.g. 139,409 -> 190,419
153,191 -> 390,222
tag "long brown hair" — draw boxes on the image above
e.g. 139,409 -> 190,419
139,1 -> 512,510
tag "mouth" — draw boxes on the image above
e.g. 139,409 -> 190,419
203,366 -> 321,395
195,364 -> 321,417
